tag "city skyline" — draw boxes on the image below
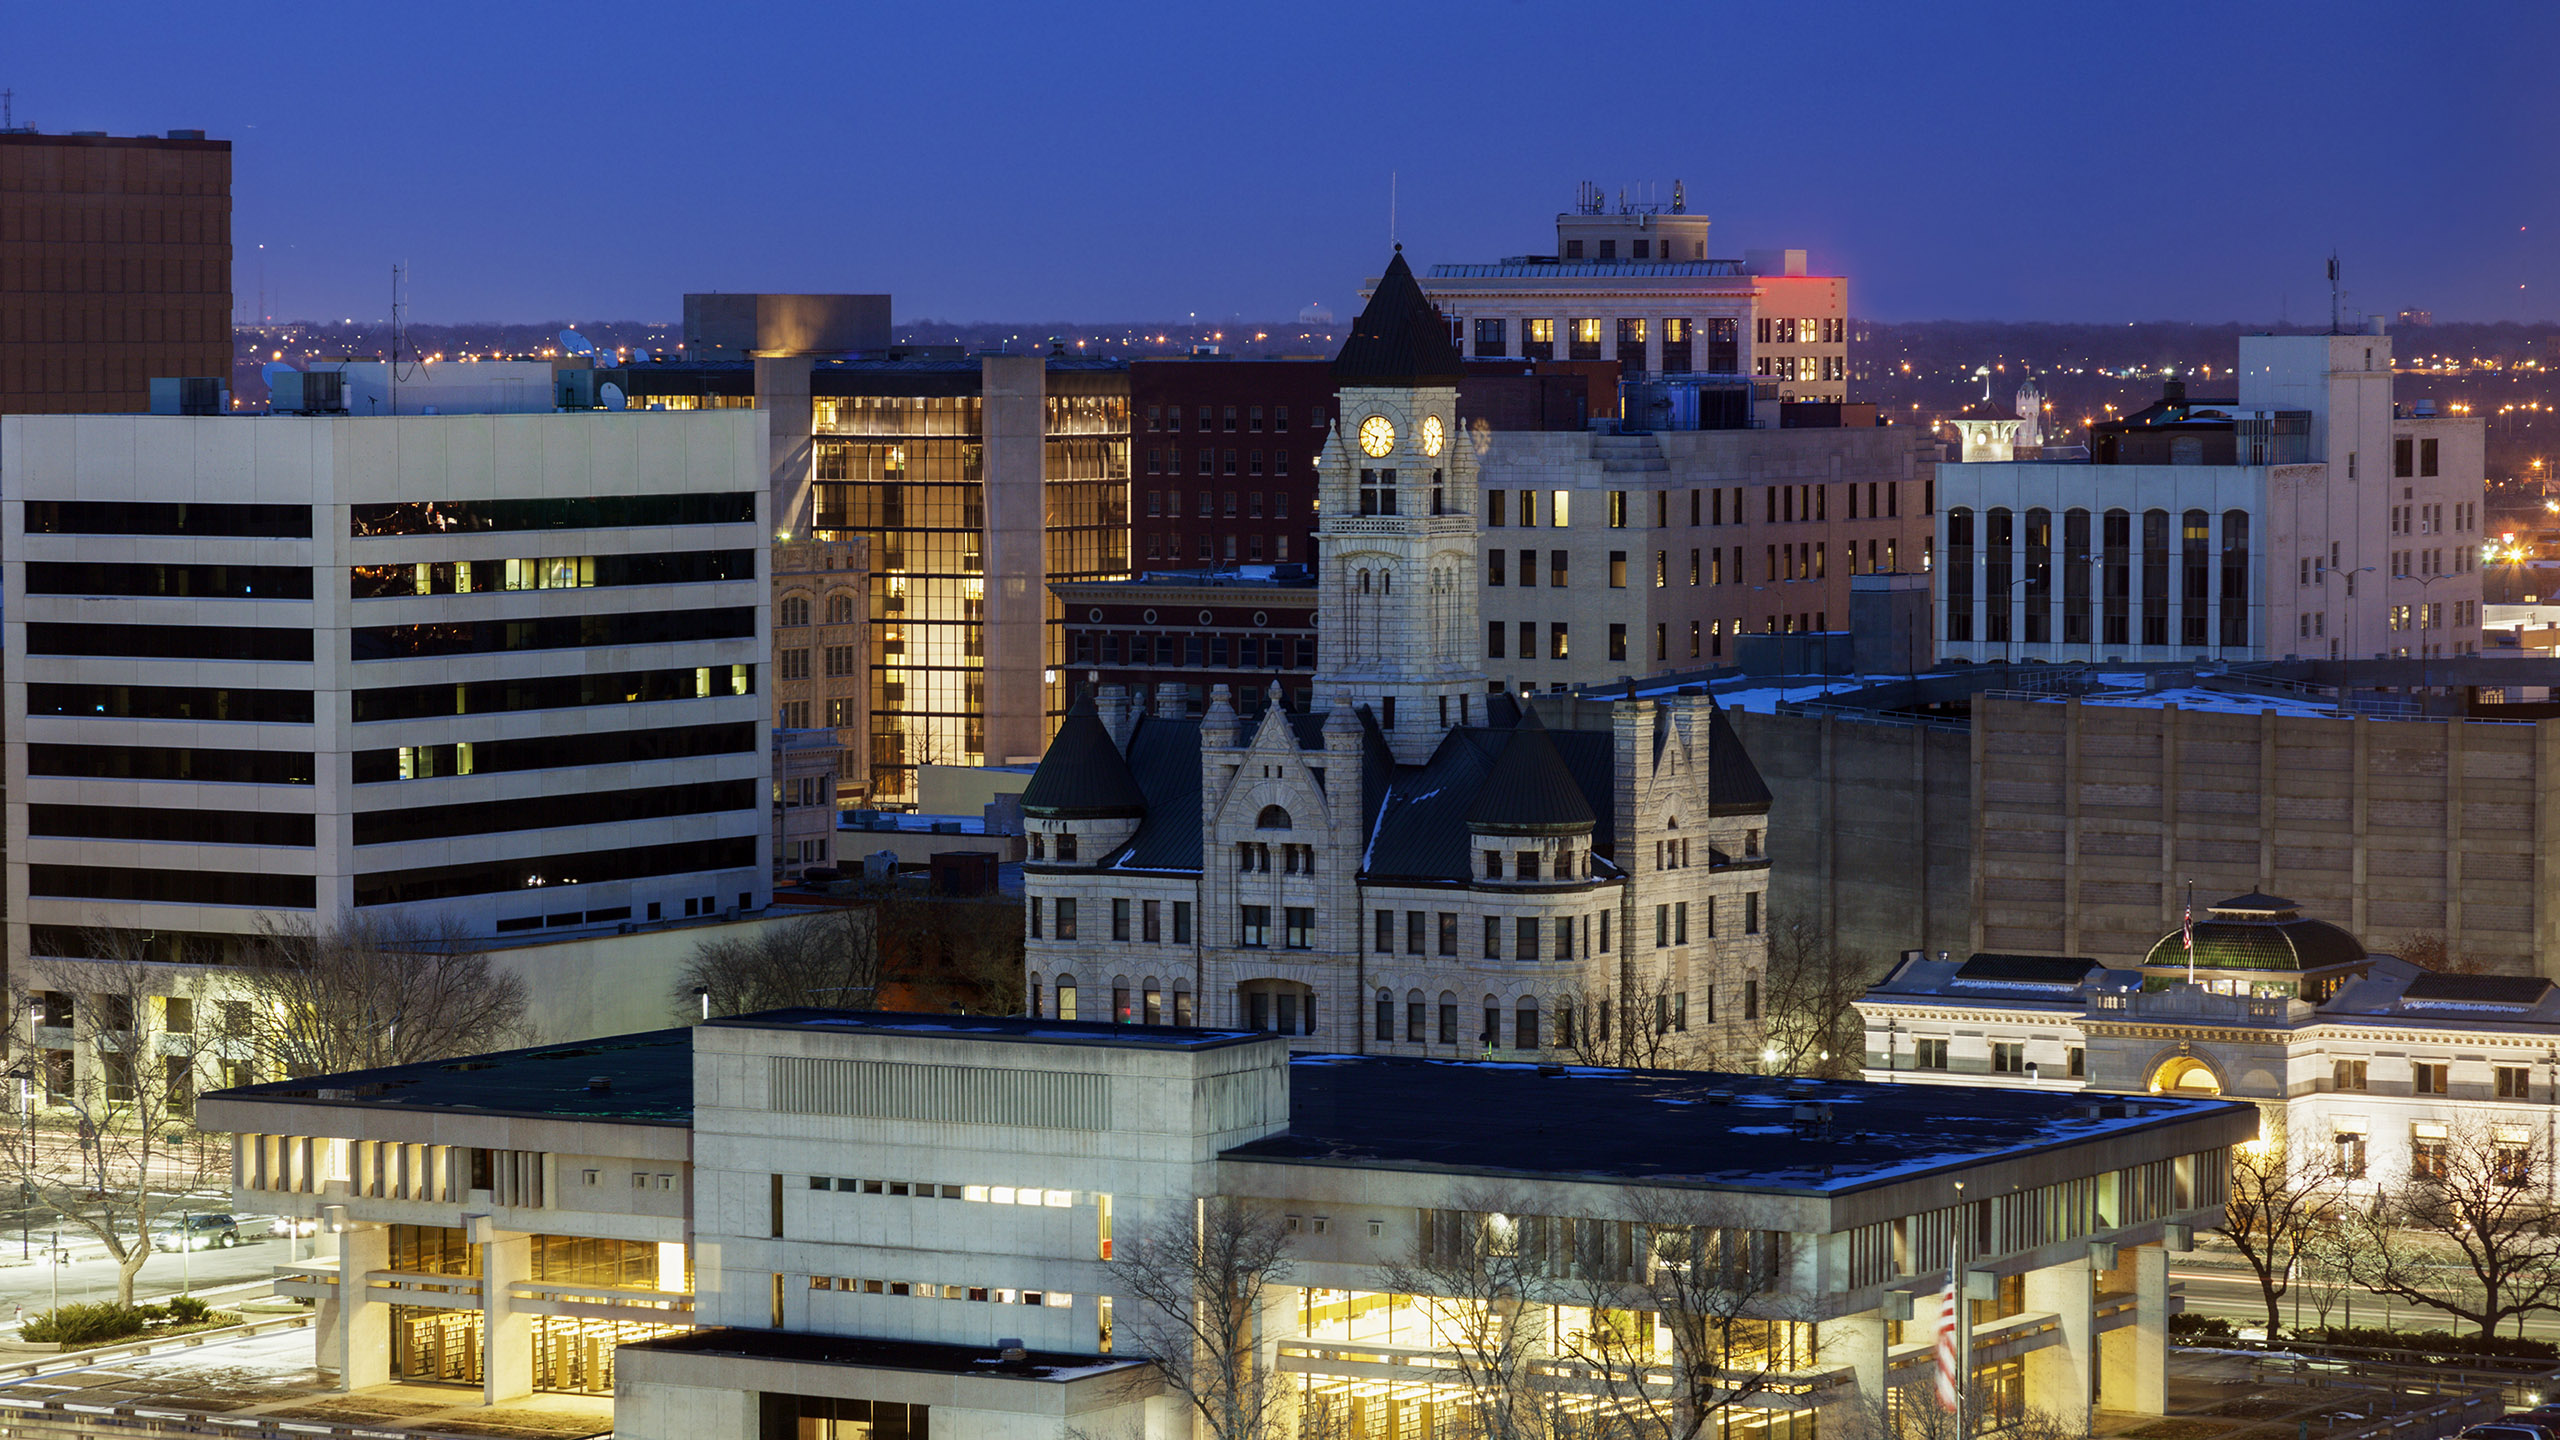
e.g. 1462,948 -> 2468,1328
7,0 -> 2555,326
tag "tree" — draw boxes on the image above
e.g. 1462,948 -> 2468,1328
2214,1133 -> 2349,1336
1115,1196 -> 1295,1440
1555,1187 -> 1799,1440
870,890 -> 1023,1015
1379,1190 -> 1559,1440
2338,1117 -> 2560,1336
672,908 -> 881,1019
1758,921 -> 1878,1079
6,934 -> 225,1303
1828,1375 -> 2087,1440
233,914 -> 529,1077
1560,964 -> 1733,1072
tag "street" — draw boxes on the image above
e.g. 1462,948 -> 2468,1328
2176,1256 -> 2560,1344
0,1224 -> 295,1321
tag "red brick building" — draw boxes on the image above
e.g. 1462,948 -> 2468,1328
1053,571 -> 1319,716
0,129 -> 232,413
1131,357 -> 1334,571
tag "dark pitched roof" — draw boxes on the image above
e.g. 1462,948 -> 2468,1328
1465,709 -> 1596,833
1958,954 -> 2102,984
1705,701 -> 1772,813
1020,696 -> 1145,819
2210,891 -> 2300,916
1332,249 -> 1465,387
2400,972 -> 2557,1007
200,1030 -> 693,1125
1107,715 -> 1203,872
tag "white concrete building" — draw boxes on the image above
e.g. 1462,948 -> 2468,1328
1854,892 -> 2560,1190
1017,254 -> 1776,1064
2,407 -> 773,985
200,1010 -> 2250,1439
1934,332 -> 2487,665
1417,189 -> 1848,404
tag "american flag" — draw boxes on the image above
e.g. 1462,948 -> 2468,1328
1934,1283 -> 1960,1412
2183,899 -> 2195,954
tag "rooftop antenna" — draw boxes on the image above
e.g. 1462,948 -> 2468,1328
389,263 -> 403,413
1389,170 -> 1397,248
2327,253 -> 2341,335
2,91 -> 13,130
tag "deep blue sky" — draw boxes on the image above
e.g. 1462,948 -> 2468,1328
11,1 -> 2556,325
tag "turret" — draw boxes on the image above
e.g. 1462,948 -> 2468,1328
1020,693 -> 1146,865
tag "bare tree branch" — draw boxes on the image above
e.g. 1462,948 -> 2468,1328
1115,1196 -> 1294,1440
2214,1134 -> 2349,1335
672,909 -> 881,1019
2336,1116 -> 2560,1336
231,913 -> 529,1077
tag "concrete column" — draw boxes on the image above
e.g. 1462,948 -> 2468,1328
1825,1307 -> 1889,1407
755,356 -> 815,533
2023,1255 -> 2092,1428
981,355 -> 1049,765
480,1227 -> 533,1405
334,1225 -> 390,1391
2098,1246 -> 2168,1416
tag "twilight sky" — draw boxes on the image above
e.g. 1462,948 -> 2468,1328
12,0 -> 2556,326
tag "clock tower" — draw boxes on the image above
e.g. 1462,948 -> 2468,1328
1316,247 -> 1485,764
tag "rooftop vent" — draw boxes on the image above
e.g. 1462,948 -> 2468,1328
148,377 -> 228,416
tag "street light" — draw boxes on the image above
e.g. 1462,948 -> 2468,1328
2394,572 -> 2459,704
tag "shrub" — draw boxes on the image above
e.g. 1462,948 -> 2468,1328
2170,1313 -> 2235,1340
21,1302 -> 147,1345
164,1296 -> 212,1324
2296,1325 -> 2557,1361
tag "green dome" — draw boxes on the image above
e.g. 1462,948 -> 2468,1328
2141,893 -> 2366,974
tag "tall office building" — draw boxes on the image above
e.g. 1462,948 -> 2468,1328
3,406 -> 773,983
617,351 -> 1131,803
0,128 -> 232,413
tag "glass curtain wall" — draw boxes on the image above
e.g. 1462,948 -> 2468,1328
1043,390 -> 1131,728
812,396 -> 986,803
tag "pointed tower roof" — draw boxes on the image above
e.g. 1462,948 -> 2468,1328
1331,247 -> 1465,387
1465,708 -> 1596,834
1020,694 -> 1146,819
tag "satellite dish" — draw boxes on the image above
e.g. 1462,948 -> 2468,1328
599,382 -> 627,411
559,328 -> 595,356
632,348 -> 652,364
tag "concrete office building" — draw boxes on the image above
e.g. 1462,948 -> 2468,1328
1935,333 -> 2487,665
0,127 -> 232,414
1019,255 -> 1776,1061
2,407 -> 773,991
611,351 -> 1131,803
1856,894 -> 2560,1196
1420,188 -> 1848,405
1479,426 -> 1937,690
204,1010 -> 2248,1437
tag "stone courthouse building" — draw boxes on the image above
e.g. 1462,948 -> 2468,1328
1018,252 -> 1777,1060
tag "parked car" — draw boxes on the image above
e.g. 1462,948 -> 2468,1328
153,1213 -> 238,1251
268,1214 -> 316,1239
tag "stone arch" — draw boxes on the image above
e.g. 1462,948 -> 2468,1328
1257,805 -> 1293,830
2143,1047 -> 2227,1096
1236,978 -> 1316,1036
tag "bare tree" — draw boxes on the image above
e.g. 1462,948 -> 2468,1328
1827,1374 -> 2088,1440
870,891 -> 1023,1015
2337,1117 -> 2560,1336
1759,921 -> 1877,1079
1115,1196 -> 1294,1440
1561,965 -> 1732,1072
2214,1133 -> 2349,1335
1555,1187 -> 1798,1440
672,908 -> 881,1019
1380,1191 -> 1560,1440
233,914 -> 529,1078
6,935 -> 224,1303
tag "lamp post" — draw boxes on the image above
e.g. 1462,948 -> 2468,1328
2394,572 -> 2457,707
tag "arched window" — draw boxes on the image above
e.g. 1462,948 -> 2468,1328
1256,805 -> 1292,830
2219,509 -> 2251,648
1516,997 -> 1541,1051
1055,976 -> 1078,1022
1481,994 -> 1503,1050
779,595 -> 810,627
1405,989 -> 1425,1043
1375,988 -> 1394,1043
825,592 -> 856,625
2102,508 -> 2132,647
1029,974 -> 1044,1018
1141,976 -> 1163,1025
1111,975 -> 1133,1025
1171,986 -> 1193,1026
1437,991 -> 1458,1045
2141,509 -> 2171,646
1984,507 -> 2014,644
1358,569 -> 1371,594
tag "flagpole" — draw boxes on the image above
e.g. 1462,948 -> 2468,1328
2183,879 -> 2196,986
1952,1180 -> 1968,1440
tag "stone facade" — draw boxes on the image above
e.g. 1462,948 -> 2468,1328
771,536 -> 869,802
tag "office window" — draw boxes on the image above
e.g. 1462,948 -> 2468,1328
1438,912 -> 1458,956
1609,551 -> 1626,588
1609,624 -> 1628,662
2412,1061 -> 2448,1095
1549,623 -> 1568,659
1407,910 -> 1427,956
1474,318 -> 1507,357
1992,1042 -> 2024,1074
1375,910 -> 1395,954
1483,915 -> 1502,959
1285,907 -> 1313,949
1916,1038 -> 1950,1070
1240,906 -> 1270,948
1516,917 -> 1540,962
1551,550 -> 1568,587
1173,901 -> 1192,943
1111,899 -> 1130,942
1487,621 -> 1505,658
2498,1065 -> 2532,1099
1055,898 -> 1077,940
1489,549 -> 1506,586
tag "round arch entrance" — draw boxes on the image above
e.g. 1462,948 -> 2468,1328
2149,1055 -> 2223,1095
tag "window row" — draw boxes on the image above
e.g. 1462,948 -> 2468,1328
29,802 -> 315,848
777,593 -> 860,628
353,664 -> 752,722
1142,530 -> 1294,564
1944,506 -> 2250,649
1489,482 -> 1914,529
1757,356 -> 1848,381
1370,984 -> 1747,1048
1073,631 -> 1315,669
349,493 -> 757,537
351,835 -> 758,908
806,1175 -> 1074,1206
26,501 -> 312,538
353,778 -> 756,847
352,605 -> 756,660
348,550 -> 754,599
1470,316 -> 1738,373
1144,450 -> 1295,478
29,682 -> 313,724
1028,973 -> 1197,1028
28,621 -> 311,663
31,863 -> 317,909
353,720 -> 757,784
1144,489 -> 1294,519
1757,317 -> 1847,345
31,742 -> 314,786
1653,894 -> 1761,944
1027,897 -> 1194,943
26,561 -> 312,600
808,1274 -> 1073,1307
1144,403 -> 1297,434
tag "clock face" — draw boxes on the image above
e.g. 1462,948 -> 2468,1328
1358,414 -> 1396,458
1419,414 -> 1446,458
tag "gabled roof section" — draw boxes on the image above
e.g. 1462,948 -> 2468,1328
1466,708 -> 1596,834
1020,694 -> 1145,819
1706,701 -> 1773,813
1333,248 -> 1465,387
2400,972 -> 2557,1008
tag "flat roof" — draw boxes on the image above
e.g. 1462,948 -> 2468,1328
625,1326 -> 1136,1383
706,1009 -> 1271,1052
1229,1055 -> 2242,1195
202,1030 -> 694,1126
